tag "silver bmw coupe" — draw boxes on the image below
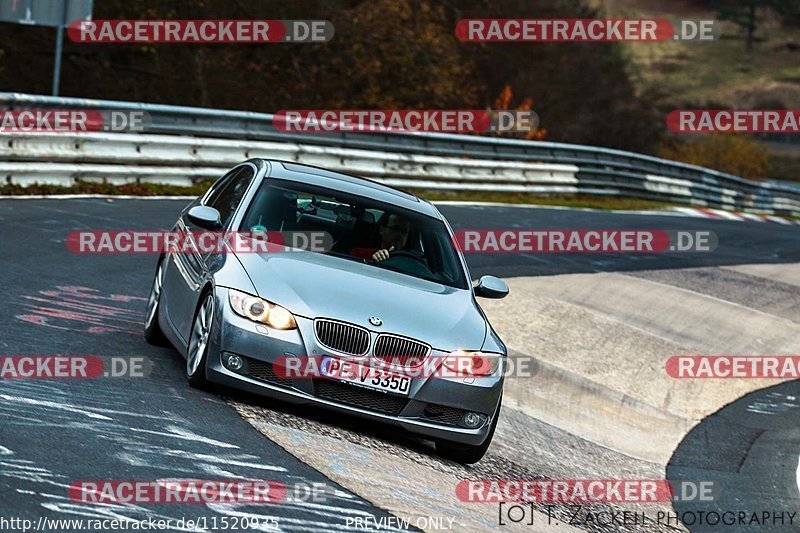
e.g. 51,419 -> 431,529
145,159 -> 509,463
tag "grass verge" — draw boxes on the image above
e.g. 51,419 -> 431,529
3,182 -> 795,218
0,181 -> 213,196
0,182 -> 677,211
405,189 -> 677,211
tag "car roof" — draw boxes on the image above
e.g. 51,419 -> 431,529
255,159 -> 441,219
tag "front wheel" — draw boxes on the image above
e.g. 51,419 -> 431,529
186,292 -> 214,389
435,397 -> 501,464
144,261 -> 168,345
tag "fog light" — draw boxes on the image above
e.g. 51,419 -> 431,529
224,354 -> 244,372
462,412 -> 484,428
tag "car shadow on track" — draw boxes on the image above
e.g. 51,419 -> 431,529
666,380 -> 800,532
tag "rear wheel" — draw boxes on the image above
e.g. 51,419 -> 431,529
186,292 -> 214,389
435,397 -> 501,464
144,261 -> 168,345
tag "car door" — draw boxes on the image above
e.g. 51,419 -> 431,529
162,165 -> 255,343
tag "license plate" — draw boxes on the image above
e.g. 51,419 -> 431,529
320,357 -> 411,396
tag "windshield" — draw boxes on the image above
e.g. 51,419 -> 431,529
240,180 -> 468,289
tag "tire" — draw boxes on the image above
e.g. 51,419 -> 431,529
186,292 -> 214,389
435,396 -> 501,465
144,261 -> 168,345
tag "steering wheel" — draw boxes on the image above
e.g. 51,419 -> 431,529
388,249 -> 427,264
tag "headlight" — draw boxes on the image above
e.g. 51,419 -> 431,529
228,289 -> 297,330
443,350 -> 502,376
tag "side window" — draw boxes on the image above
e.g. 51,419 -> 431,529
205,166 -> 254,228
204,168 -> 238,206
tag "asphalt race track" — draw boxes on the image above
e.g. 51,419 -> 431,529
668,380 -> 800,532
0,198 -> 798,532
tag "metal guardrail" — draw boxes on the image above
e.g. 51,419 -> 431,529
0,131 -> 583,193
0,92 -> 798,216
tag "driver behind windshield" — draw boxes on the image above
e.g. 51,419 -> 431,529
349,213 -> 410,262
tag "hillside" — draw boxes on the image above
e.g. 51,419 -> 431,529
596,0 -> 800,180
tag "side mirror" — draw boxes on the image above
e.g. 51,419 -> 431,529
474,275 -> 509,299
187,205 -> 223,230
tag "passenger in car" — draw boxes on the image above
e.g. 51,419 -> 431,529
350,213 -> 410,262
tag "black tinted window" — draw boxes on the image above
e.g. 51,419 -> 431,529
205,166 -> 254,227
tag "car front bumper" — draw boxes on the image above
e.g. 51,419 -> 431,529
205,287 -> 504,446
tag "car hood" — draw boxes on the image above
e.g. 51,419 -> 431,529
234,251 -> 486,351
